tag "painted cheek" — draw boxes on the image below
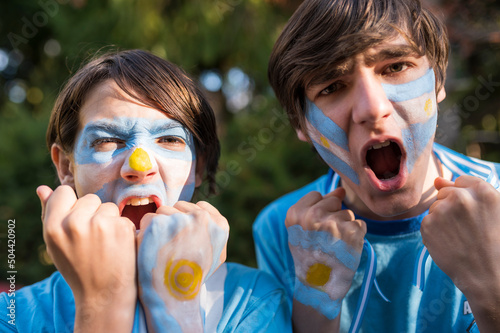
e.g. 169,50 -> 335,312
382,69 -> 438,173
305,99 -> 359,185
73,162 -> 120,201
156,156 -> 196,204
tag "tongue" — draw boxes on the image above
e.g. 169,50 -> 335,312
366,144 -> 401,179
121,203 -> 157,230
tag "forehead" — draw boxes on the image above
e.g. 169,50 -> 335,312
79,80 -> 171,129
362,35 -> 423,63
308,35 -> 427,86
347,35 -> 425,69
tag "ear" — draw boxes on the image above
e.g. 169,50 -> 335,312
437,86 -> 446,103
296,128 -> 309,142
51,144 -> 75,189
194,156 -> 206,188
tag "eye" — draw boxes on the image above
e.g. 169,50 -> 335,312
157,136 -> 186,151
91,138 -> 125,152
319,81 -> 345,96
384,62 -> 409,74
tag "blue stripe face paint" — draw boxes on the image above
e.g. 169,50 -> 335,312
304,67 -> 437,185
381,68 -> 435,102
383,69 -> 438,173
306,99 -> 349,151
75,117 -> 194,165
305,100 -> 360,185
72,116 -> 197,208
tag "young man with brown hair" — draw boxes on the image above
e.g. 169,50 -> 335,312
253,0 -> 500,332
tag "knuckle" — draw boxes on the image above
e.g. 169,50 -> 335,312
317,221 -> 340,237
65,215 -> 85,235
305,205 -> 324,222
474,180 -> 495,200
285,206 -> 300,226
84,193 -> 102,204
192,209 -> 210,221
304,191 -> 322,201
420,216 -> 432,236
44,224 -> 62,242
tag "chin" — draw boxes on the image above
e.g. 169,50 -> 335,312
365,187 -> 424,220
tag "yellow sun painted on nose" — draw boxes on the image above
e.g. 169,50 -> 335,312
164,259 -> 203,300
306,262 -> 332,287
424,98 -> 433,117
129,148 -> 152,171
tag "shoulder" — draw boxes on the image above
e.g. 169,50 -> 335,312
0,272 -> 74,333
433,143 -> 500,188
253,170 -> 334,229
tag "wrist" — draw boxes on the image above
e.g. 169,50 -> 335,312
74,296 -> 136,333
294,278 -> 343,320
462,283 -> 500,332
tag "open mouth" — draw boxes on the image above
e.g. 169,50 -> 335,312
366,140 -> 402,180
120,196 -> 160,230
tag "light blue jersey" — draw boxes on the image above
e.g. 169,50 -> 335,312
253,143 -> 500,333
0,263 -> 291,332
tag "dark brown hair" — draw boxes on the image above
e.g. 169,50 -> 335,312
47,49 -> 220,194
268,0 -> 449,133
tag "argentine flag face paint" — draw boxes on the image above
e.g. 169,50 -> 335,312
385,68 -> 438,173
70,81 -> 198,217
305,99 -> 359,185
304,67 -> 437,186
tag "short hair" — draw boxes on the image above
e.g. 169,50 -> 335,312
47,49 -> 220,194
268,0 -> 449,134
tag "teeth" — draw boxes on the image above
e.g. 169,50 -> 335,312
371,140 -> 391,150
126,197 -> 154,206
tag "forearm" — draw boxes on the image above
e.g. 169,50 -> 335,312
292,299 -> 340,333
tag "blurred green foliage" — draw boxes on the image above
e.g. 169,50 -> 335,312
0,0 -> 499,286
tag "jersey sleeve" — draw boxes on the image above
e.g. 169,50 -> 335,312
218,263 -> 292,332
0,293 -> 17,332
253,203 -> 296,308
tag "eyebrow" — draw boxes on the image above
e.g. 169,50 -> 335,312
308,60 -> 354,88
307,45 -> 422,89
363,45 -> 421,66
82,122 -> 122,135
82,118 -> 185,135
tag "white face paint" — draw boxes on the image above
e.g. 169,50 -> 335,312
306,67 -> 437,183
303,35 -> 443,219
70,80 -> 199,228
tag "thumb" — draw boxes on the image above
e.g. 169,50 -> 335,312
434,177 -> 455,191
324,187 -> 346,200
36,185 -> 53,222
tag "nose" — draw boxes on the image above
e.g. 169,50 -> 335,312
121,147 -> 158,183
351,71 -> 393,126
